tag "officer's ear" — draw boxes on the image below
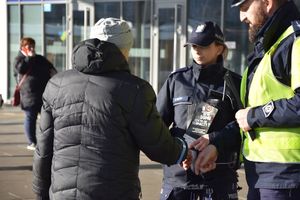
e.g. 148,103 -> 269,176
215,42 -> 227,58
263,0 -> 281,15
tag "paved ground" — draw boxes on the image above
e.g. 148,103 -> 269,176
0,105 -> 248,200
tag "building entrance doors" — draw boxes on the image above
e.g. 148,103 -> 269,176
151,0 -> 187,93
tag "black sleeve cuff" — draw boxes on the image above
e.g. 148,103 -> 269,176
210,132 -> 223,155
209,121 -> 241,154
247,106 -> 265,128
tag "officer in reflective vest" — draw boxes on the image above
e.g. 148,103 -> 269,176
192,1 -> 300,200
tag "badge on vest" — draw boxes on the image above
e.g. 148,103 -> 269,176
186,100 -> 218,140
262,100 -> 274,118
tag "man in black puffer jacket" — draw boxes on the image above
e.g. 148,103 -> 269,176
32,18 -> 191,200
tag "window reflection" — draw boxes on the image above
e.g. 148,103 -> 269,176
95,2 -> 120,20
123,1 -> 151,81
8,5 -> 20,97
73,10 -> 84,46
22,5 -> 42,53
158,8 -> 175,89
44,4 -> 66,72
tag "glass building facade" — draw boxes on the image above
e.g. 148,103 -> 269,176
2,0 -> 300,101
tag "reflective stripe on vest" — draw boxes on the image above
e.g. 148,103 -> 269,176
241,25 -> 300,163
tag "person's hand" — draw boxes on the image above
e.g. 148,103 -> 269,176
22,45 -> 35,57
26,47 -> 35,57
181,149 -> 193,170
27,49 -> 35,57
235,107 -> 251,132
194,144 -> 218,175
189,134 -> 209,152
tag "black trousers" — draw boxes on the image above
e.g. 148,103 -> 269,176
248,188 -> 300,200
162,182 -> 238,200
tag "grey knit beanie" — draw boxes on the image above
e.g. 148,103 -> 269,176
90,18 -> 133,50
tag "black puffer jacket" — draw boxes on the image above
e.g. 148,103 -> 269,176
32,39 -> 187,200
14,51 -> 54,110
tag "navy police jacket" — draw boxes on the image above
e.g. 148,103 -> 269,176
156,59 -> 241,190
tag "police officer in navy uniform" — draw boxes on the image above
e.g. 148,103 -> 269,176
193,1 -> 300,200
156,21 -> 241,200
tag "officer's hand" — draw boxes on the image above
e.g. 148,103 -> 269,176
189,134 -> 209,152
194,145 -> 218,175
181,149 -> 193,170
235,107 -> 252,132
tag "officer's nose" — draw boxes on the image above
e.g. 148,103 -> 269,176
240,11 -> 247,22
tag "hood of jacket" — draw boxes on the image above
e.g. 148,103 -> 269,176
72,38 -> 130,74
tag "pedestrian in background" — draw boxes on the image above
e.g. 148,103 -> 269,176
0,94 -> 3,108
13,37 -> 56,151
156,21 -> 241,200
194,0 -> 300,199
32,18 -> 191,200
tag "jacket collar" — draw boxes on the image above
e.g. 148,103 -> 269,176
192,58 -> 225,83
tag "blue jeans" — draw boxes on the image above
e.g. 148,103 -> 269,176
23,108 -> 39,145
248,188 -> 300,200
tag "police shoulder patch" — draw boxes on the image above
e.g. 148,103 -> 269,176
170,66 -> 189,75
262,101 -> 274,118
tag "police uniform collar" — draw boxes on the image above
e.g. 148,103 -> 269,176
192,60 -> 224,82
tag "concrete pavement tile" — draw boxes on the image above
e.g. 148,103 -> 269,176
0,170 -> 34,200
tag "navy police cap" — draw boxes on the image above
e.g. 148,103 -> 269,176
231,0 -> 247,7
184,21 -> 224,47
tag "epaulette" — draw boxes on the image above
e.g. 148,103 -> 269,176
291,20 -> 300,38
169,66 -> 190,76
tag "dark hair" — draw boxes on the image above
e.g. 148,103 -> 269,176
20,37 -> 35,48
214,41 -> 228,60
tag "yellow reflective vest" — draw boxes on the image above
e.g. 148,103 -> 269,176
241,25 -> 300,163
